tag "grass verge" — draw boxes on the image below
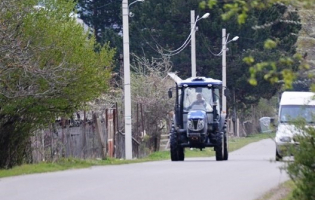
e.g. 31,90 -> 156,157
0,133 -> 275,178
256,180 -> 295,200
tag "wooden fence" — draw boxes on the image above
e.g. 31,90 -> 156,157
30,104 -> 156,163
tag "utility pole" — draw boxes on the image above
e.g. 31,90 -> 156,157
191,10 -> 196,77
222,28 -> 227,115
122,0 -> 132,160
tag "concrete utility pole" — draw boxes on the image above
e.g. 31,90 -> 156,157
191,10 -> 196,77
221,29 -> 238,116
222,28 -> 227,115
122,0 -> 132,160
190,11 -> 209,77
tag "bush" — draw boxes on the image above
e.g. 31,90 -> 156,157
286,122 -> 315,200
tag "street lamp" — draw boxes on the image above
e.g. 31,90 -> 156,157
222,28 -> 239,116
161,12 -> 208,60
191,11 -> 210,77
122,0 -> 144,160
128,0 -> 144,17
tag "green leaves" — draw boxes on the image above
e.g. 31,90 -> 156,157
264,39 -> 277,49
248,57 -> 298,89
201,0 -> 310,92
0,0 -> 115,168
243,56 -> 255,65
284,122 -> 315,199
206,0 -> 217,9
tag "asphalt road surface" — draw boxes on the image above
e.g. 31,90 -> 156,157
0,138 -> 289,200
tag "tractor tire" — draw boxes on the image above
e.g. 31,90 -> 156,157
223,135 -> 228,160
215,133 -> 224,161
178,147 -> 185,161
170,130 -> 179,161
276,149 -> 282,161
222,121 -> 228,160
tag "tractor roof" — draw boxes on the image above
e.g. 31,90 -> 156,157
168,72 -> 222,86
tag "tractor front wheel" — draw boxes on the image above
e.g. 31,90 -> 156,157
170,130 -> 184,161
215,133 -> 224,161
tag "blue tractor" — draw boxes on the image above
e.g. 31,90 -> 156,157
168,73 -> 228,161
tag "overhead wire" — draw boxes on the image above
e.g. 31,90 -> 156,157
132,14 -> 235,58
200,33 -> 231,57
133,15 -> 202,57
161,15 -> 202,56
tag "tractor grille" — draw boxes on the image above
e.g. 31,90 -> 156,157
187,119 -> 204,131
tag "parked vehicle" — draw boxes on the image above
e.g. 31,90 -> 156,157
275,91 -> 315,161
167,73 -> 228,161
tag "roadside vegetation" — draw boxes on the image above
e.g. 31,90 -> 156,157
283,122 -> 315,199
0,133 -> 274,178
256,180 -> 296,200
0,0 -> 114,169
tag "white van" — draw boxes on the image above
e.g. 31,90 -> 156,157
275,91 -> 315,161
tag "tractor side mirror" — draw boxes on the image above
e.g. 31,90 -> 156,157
168,90 -> 172,98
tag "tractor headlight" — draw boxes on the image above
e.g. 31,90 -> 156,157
187,119 -> 204,131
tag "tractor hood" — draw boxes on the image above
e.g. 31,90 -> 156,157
188,109 -> 207,120
187,109 -> 208,133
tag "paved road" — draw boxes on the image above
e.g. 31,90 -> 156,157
0,138 -> 288,200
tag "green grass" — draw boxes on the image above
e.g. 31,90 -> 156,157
281,181 -> 296,200
256,180 -> 296,200
184,133 -> 275,157
0,133 -> 274,178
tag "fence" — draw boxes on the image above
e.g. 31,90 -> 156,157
30,103 -> 165,162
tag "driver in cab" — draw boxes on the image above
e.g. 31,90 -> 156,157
187,93 -> 207,110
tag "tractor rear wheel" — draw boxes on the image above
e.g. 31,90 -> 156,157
223,135 -> 228,160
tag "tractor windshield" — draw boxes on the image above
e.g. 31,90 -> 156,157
182,87 -> 219,112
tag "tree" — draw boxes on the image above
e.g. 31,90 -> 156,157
129,0 -> 207,78
76,0 -> 123,71
74,0 -> 301,118
200,0 -> 314,89
129,1 -> 301,111
129,54 -> 174,152
200,0 -> 315,198
0,0 -> 115,168
76,0 -> 122,42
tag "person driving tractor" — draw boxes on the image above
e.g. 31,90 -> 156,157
188,93 -> 207,109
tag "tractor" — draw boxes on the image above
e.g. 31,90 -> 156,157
167,73 -> 228,161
